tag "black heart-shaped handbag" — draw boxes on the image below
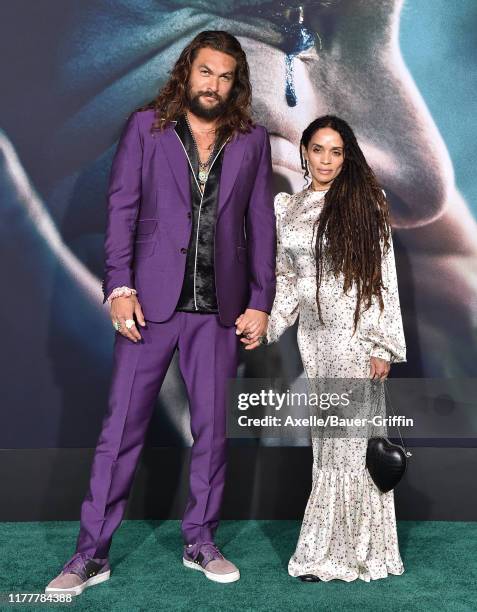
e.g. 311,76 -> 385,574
366,381 -> 411,493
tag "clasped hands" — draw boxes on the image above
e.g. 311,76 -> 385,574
235,309 -> 269,350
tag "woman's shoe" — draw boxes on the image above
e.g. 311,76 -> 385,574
299,574 -> 321,582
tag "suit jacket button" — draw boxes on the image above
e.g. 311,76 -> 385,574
180,248 -> 187,254
187,212 -> 192,219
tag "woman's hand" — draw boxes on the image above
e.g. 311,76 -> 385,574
110,295 -> 145,343
369,356 -> 390,379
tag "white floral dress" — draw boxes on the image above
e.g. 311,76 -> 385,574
267,187 -> 407,582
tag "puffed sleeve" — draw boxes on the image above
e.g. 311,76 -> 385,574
357,231 -> 406,363
266,192 -> 300,344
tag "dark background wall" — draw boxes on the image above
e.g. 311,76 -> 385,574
1,0 -> 476,519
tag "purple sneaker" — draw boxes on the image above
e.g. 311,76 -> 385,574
183,542 -> 240,583
45,552 -> 110,596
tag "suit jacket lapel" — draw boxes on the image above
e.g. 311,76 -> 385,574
158,123 -> 246,214
217,132 -> 246,217
158,123 -> 190,208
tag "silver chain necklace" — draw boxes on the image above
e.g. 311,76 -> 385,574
184,113 -> 217,186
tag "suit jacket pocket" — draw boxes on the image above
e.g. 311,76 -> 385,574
134,239 -> 156,258
136,219 -> 158,236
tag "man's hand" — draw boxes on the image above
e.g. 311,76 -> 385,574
369,356 -> 390,379
235,308 -> 269,350
110,295 -> 146,342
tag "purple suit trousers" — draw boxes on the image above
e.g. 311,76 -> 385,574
75,311 -> 239,558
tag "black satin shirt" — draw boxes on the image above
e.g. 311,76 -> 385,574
174,115 -> 226,314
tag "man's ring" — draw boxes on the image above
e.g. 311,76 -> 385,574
113,320 -> 121,331
125,319 -> 135,329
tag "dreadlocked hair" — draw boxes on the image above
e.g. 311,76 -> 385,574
300,115 -> 392,334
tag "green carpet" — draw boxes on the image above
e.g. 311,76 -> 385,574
1,520 -> 476,611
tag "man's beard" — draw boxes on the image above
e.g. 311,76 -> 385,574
185,86 -> 230,120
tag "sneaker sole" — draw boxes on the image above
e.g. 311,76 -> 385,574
183,558 -> 240,583
45,570 -> 110,596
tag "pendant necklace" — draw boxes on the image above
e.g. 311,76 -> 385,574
184,113 -> 217,189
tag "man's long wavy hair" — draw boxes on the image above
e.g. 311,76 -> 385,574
300,115 -> 392,333
137,31 -> 254,144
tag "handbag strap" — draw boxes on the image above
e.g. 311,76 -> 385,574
382,379 -> 413,458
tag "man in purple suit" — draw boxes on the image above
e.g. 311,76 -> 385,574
45,30 -> 276,594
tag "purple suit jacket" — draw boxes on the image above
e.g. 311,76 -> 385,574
101,109 -> 276,326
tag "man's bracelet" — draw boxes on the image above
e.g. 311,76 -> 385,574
106,286 -> 137,304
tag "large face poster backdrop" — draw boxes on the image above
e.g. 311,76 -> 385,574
1,0 -> 476,448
